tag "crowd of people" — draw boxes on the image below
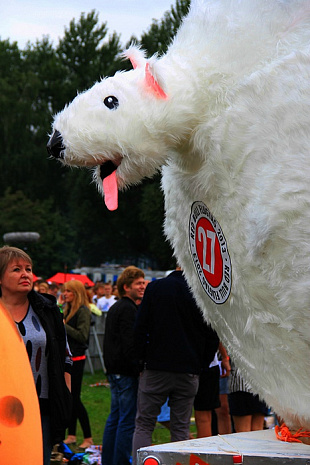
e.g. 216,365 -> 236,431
0,245 -> 271,465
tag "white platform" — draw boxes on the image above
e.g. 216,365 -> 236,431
137,429 -> 310,464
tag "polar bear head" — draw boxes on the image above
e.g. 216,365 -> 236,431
47,46 -> 194,210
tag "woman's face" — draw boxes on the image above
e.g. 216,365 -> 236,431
0,259 -> 33,297
63,288 -> 75,304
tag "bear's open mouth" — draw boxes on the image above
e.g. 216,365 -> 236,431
99,160 -> 118,180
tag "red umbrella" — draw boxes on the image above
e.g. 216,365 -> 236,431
47,272 -> 95,287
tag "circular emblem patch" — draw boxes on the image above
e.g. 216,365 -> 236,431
189,201 -> 232,304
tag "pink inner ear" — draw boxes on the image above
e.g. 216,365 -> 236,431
145,63 -> 168,99
124,47 -> 146,69
129,56 -> 138,69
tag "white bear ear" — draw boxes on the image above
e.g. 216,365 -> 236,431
144,62 -> 168,100
123,45 -> 147,69
123,45 -> 168,99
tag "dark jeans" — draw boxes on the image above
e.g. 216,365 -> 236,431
68,358 -> 91,438
41,413 -> 52,465
102,374 -> 138,465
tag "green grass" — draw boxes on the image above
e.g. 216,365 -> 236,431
74,371 -> 173,446
75,371 -> 110,445
73,371 -> 196,447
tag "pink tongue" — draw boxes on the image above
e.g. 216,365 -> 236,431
103,171 -> 118,211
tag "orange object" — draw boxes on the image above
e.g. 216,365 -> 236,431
47,272 -> 94,286
0,303 -> 42,464
275,423 -> 310,443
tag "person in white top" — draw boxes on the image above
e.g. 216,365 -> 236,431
97,283 -> 117,313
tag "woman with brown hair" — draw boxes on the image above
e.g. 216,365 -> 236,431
63,280 -> 93,448
0,246 -> 72,465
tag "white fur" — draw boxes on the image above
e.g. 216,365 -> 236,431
50,0 -> 310,429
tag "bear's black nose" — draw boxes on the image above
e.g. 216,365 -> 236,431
47,130 -> 64,159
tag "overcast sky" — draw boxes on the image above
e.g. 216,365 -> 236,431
1,0 -> 175,49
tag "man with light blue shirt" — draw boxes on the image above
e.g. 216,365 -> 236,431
97,282 -> 117,312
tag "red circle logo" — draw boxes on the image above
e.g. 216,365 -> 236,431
189,202 -> 232,304
195,217 -> 223,288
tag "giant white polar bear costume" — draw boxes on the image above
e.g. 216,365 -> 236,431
47,0 -> 310,430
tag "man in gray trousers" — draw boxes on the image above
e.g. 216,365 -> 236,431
132,268 -> 219,464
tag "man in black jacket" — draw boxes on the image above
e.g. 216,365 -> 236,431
132,268 -> 219,465
102,266 -> 145,465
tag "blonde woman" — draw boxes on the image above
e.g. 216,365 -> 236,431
63,280 -> 93,448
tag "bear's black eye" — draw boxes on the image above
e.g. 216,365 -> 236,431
104,96 -> 119,110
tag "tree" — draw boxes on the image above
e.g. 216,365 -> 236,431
0,189 -> 77,277
0,37 -> 67,204
0,40 -> 32,195
140,0 -> 190,56
56,10 -> 122,98
139,176 -> 176,269
63,168 -> 157,268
